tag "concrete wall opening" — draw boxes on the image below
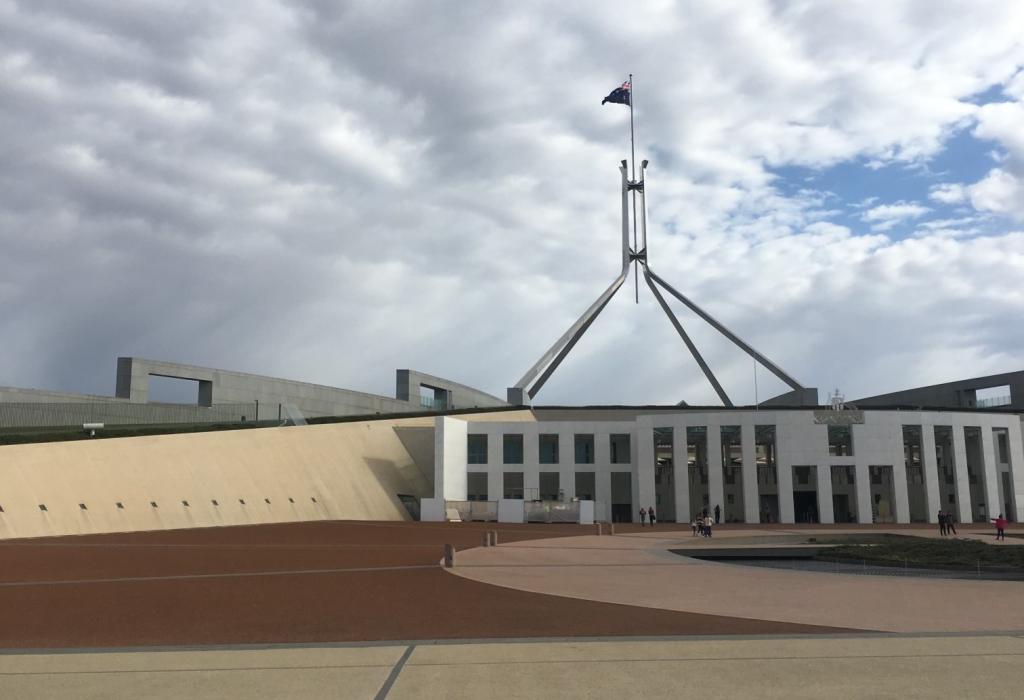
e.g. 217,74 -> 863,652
827,425 -> 853,456
653,427 -> 675,522
574,434 -> 595,464
610,434 -> 631,464
792,465 -> 819,523
687,426 -> 709,519
994,428 -> 1017,522
539,471 -> 560,501
902,425 -> 929,522
721,425 -> 745,523
539,434 -> 559,464
830,465 -> 858,523
756,425 -> 778,523
147,375 -> 202,404
467,434 -> 488,464
467,472 -> 488,501
976,385 -> 1011,408
503,471 -> 524,499
964,427 -> 989,522
869,465 -> 896,523
934,426 -> 959,519
503,434 -> 524,464
610,471 -> 633,523
575,472 -> 596,501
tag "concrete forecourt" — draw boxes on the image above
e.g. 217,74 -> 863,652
1,521 -> 1023,698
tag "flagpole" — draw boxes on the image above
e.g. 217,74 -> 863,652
629,73 -> 638,303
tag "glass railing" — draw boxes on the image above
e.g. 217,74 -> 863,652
977,396 -> 1011,408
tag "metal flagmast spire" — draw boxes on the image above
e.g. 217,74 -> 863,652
629,74 -> 638,303
506,78 -> 812,407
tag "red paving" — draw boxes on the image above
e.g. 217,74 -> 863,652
0,521 -> 854,648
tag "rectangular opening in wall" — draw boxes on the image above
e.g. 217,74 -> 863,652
574,434 -> 595,464
610,471 -> 633,523
654,427 -> 676,522
467,434 -> 488,464
610,434 -> 631,464
147,375 -> 202,404
575,472 -> 596,500
503,471 -> 524,499
467,472 -> 488,501
539,434 -> 559,464
830,465 -> 858,523
755,425 -> 778,523
539,471 -> 560,501
828,425 -> 853,456
976,385 -> 1011,408
502,434 -> 524,464
791,465 -> 819,523
868,465 -> 896,523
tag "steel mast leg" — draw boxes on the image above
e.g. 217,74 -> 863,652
506,162 -> 633,405
643,264 -> 733,406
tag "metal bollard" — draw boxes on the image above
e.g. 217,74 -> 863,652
444,543 -> 456,568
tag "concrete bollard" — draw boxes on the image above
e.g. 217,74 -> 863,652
488,531 -> 498,547
608,522 -> 616,535
444,543 -> 456,568
482,532 -> 490,547
595,522 -> 603,536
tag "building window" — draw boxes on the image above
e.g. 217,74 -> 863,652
467,472 -> 488,501
575,472 -> 596,500
610,434 -> 631,464
503,434 -> 524,464
467,434 -> 488,464
539,434 -> 559,464
503,471 -> 524,499
574,434 -> 595,464
828,425 -> 853,456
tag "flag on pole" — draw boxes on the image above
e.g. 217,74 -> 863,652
602,80 -> 631,106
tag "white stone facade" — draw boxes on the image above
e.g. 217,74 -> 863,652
427,409 -> 1024,525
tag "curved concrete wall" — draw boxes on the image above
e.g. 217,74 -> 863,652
0,410 -> 536,540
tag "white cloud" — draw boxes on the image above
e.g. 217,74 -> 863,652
929,183 -> 967,204
968,169 -> 1024,219
861,202 -> 931,231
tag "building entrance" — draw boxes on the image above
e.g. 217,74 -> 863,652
792,465 -> 819,523
610,472 -> 633,523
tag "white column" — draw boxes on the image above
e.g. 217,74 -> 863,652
558,430 -> 574,501
706,424 -> 724,521
434,417 -> 468,501
891,429 -> 911,524
922,425 -> 941,523
816,464 -> 834,524
487,469 -> 502,503
1007,420 -> 1024,522
596,470 -> 612,522
980,426 -> 1001,520
522,430 -> 539,500
636,423 -> 656,521
855,462 -> 872,524
952,425 -> 973,523
741,423 -> 759,523
673,420 -> 690,523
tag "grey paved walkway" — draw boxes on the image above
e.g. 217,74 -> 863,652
3,635 -> 1024,699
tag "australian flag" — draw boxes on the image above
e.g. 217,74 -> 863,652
602,80 -> 631,106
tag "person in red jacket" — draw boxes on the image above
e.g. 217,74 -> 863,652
991,513 -> 1008,541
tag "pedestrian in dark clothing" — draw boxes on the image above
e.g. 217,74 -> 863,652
714,504 -> 721,524
639,507 -> 647,527
938,510 -> 947,536
992,514 -> 1007,541
946,510 -> 957,535
648,507 -> 656,528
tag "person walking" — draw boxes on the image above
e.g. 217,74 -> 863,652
992,513 -> 1007,541
639,507 -> 647,527
691,517 -> 698,536
938,510 -> 947,536
714,504 -> 721,525
704,514 -> 713,538
946,510 -> 958,536
648,507 -> 657,528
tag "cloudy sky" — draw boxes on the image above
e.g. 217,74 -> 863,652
2,0 -> 1023,406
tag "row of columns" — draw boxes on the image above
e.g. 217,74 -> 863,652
636,418 -> 1015,525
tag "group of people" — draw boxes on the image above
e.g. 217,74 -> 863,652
690,508 -> 717,537
639,506 -> 657,527
937,510 -> 959,536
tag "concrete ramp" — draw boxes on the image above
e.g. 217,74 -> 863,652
0,417 -> 439,539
